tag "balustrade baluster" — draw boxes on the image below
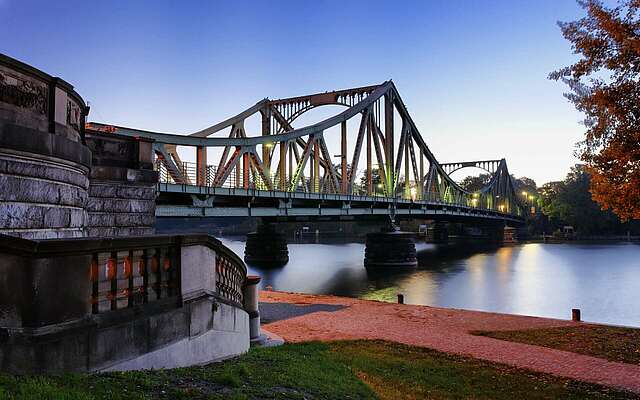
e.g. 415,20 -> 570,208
90,253 -> 99,314
140,249 -> 149,304
109,251 -> 118,311
152,248 -> 161,299
164,247 -> 174,296
126,250 -> 134,308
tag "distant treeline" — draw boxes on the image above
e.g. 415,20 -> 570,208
460,165 -> 640,236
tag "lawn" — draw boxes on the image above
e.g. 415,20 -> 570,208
472,324 -> 640,365
0,340 -> 636,399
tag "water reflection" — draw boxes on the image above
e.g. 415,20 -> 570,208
221,238 -> 640,327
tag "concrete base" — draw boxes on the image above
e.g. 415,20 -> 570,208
251,328 -> 285,348
364,229 -> 417,269
244,224 -> 289,267
104,303 -> 249,371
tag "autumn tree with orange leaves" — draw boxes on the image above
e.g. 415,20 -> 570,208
550,0 -> 640,220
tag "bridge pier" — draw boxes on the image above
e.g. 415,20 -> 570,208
426,222 -> 449,244
244,222 -> 289,267
364,223 -> 417,269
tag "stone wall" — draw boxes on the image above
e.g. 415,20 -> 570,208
85,130 -> 157,237
0,54 -> 159,239
0,55 -> 86,142
0,54 -> 91,239
87,182 -> 156,236
0,149 -> 88,239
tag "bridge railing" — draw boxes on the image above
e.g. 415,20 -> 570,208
155,161 -> 521,216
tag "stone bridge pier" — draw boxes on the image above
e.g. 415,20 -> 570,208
364,220 -> 417,269
244,220 -> 289,267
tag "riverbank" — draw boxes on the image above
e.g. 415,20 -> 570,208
2,341 -> 636,400
260,290 -> 640,393
1,292 -> 638,399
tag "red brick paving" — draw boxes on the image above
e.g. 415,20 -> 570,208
261,291 -> 640,393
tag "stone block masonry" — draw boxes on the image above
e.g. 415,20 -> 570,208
86,182 -> 156,237
0,54 -> 158,239
0,54 -> 91,238
0,127 -> 90,239
85,129 -> 158,237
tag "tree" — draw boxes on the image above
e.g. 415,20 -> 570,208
550,0 -> 640,220
539,165 -> 633,234
356,167 -> 383,195
457,174 -> 491,192
514,177 -> 537,190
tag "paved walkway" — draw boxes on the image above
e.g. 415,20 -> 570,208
260,291 -> 640,393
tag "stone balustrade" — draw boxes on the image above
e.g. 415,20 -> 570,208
0,233 -> 250,373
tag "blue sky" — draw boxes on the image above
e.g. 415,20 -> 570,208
0,1 -> 587,184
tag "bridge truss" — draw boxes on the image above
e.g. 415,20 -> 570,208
88,81 -> 524,221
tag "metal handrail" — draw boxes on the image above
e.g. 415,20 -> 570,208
154,160 -> 522,216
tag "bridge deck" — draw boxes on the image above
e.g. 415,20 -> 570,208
157,183 -> 523,224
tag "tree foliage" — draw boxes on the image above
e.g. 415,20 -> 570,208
550,0 -> 640,220
356,167 -> 383,194
539,165 -> 636,234
457,174 -> 491,192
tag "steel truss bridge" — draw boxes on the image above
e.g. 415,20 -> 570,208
89,81 -> 524,225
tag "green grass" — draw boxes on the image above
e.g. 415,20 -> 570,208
0,340 -> 636,399
472,324 -> 640,365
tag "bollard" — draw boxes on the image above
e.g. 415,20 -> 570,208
397,293 -> 404,304
572,308 -> 581,322
242,275 -> 262,341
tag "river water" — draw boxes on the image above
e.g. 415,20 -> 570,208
220,238 -> 640,327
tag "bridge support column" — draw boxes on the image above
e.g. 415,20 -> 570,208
364,224 -> 417,269
244,223 -> 289,267
426,222 -> 448,244
196,146 -> 207,186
